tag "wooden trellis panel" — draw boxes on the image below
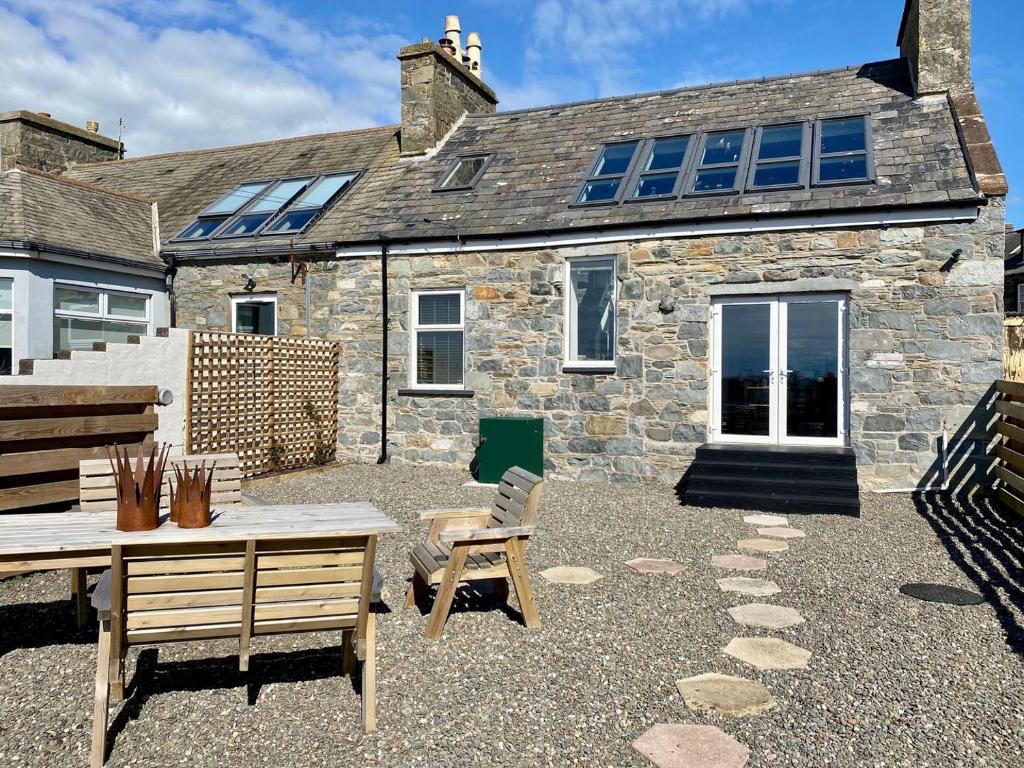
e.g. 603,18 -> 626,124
1005,317 -> 1024,384
186,331 -> 340,477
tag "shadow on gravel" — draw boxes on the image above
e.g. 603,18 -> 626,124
107,645 -> 357,750
0,596 -> 96,657
408,579 -> 526,626
913,491 -> 1024,657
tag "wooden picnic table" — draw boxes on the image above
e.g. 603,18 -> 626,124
0,504 -> 401,624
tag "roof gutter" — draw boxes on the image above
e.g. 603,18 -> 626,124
331,201 -> 985,256
160,241 -> 339,263
0,239 -> 166,276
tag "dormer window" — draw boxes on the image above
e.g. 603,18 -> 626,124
433,154 -> 492,191
814,117 -> 872,184
687,129 -> 750,194
173,171 -> 362,241
574,141 -> 640,204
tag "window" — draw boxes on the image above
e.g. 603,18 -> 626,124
231,294 -> 277,335
264,172 -> 360,234
1017,283 -> 1024,314
814,116 -> 872,185
52,285 -> 150,354
410,291 -> 465,388
687,129 -> 750,194
173,171 -> 361,241
176,181 -> 270,240
748,123 -> 810,190
566,258 -> 616,368
575,141 -> 640,204
0,278 -> 12,375
629,136 -> 691,199
434,154 -> 492,191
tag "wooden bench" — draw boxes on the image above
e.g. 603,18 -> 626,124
407,466 -> 544,640
90,532 -> 383,766
79,452 -> 244,512
68,453 -> 243,627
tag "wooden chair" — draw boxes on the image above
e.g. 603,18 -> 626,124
69,453 -> 243,628
407,466 -> 544,640
89,533 -> 381,766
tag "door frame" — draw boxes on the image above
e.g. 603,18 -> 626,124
709,293 -> 848,448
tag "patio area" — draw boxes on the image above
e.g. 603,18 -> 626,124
1,463 -> 1021,767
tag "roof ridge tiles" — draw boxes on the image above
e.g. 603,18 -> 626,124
71,123 -> 401,168
11,164 -> 155,206
463,58 -> 907,120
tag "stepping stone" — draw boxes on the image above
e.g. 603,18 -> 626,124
539,566 -> 602,584
625,558 -> 686,576
743,514 -> 788,527
737,538 -> 789,554
716,577 -> 781,597
676,672 -> 777,717
632,724 -> 750,768
711,555 -> 767,572
728,602 -> 805,629
723,637 -> 812,670
758,527 -> 805,540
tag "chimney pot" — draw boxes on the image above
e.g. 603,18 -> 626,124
37,112 -> 51,118
444,15 -> 462,60
85,120 -> 100,133
466,32 -> 482,79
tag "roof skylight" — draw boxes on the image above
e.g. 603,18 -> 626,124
173,171 -> 362,242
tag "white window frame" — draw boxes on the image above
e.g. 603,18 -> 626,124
0,276 -> 13,375
564,256 -> 617,371
409,289 -> 466,390
230,293 -> 278,335
53,282 -> 153,352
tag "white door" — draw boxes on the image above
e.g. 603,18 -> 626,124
710,294 -> 847,447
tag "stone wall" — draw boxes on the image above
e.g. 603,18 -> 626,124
899,0 -> 972,95
171,202 -> 1005,492
397,43 -> 497,156
0,111 -> 121,173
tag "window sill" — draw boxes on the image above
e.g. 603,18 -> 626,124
562,364 -> 616,374
397,388 -> 476,398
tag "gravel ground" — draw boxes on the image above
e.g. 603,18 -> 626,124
1,463 -> 1022,768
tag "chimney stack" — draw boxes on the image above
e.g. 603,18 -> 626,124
397,15 -> 498,156
897,0 -> 972,95
0,110 -> 122,172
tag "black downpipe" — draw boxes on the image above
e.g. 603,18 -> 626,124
377,239 -> 389,464
166,254 -> 177,327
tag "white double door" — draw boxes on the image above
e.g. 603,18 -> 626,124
710,294 -> 847,447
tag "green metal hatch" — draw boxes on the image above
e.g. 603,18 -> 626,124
477,417 -> 544,484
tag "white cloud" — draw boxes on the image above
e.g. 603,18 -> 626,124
0,0 -> 403,157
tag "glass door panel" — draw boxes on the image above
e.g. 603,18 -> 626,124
719,302 -> 774,439
782,300 -> 840,440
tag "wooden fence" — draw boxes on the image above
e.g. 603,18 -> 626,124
0,385 -> 157,512
186,331 -> 340,477
993,379 -> 1024,515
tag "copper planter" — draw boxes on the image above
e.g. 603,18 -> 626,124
108,444 -> 169,532
169,460 -> 215,529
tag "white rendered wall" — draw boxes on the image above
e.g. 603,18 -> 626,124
0,327 -> 189,451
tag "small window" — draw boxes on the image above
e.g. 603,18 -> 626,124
575,141 -> 640,204
434,155 -> 491,191
0,277 -> 12,375
748,123 -> 809,190
411,290 -> 465,388
231,294 -> 277,335
1017,283 -> 1024,314
814,116 -> 872,185
629,136 -> 691,199
264,172 -> 360,235
566,257 -> 616,368
52,285 -> 151,354
687,130 -> 749,194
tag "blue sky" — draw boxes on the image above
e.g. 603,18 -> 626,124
1,0 -> 1021,222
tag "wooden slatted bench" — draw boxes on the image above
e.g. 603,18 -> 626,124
406,466 -> 544,640
87,506 -> 400,767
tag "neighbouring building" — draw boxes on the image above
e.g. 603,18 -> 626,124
0,111 -> 168,374
11,0 -> 1008,507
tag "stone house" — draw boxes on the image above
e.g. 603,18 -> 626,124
16,0 -> 1009,508
0,111 -> 169,374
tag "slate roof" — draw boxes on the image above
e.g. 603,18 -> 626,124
0,167 -> 160,268
64,126 -> 400,254
1005,227 -> 1023,272
62,57 -> 987,256
354,59 -> 983,243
